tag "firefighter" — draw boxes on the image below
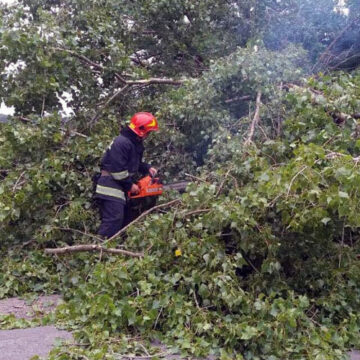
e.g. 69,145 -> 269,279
94,112 -> 159,238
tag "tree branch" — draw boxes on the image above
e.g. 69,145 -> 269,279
325,151 -> 360,163
52,47 -> 183,86
51,226 -> 104,243
104,199 -> 182,244
313,17 -> 360,72
182,208 -> 210,217
12,171 -> 25,192
51,46 -> 183,125
126,78 -> 183,86
244,91 -> 262,146
184,173 -> 208,183
51,47 -> 104,71
225,95 -> 252,103
91,84 -> 130,124
44,244 -> 143,257
215,167 -> 233,197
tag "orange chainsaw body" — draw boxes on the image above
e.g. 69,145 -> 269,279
128,175 -> 163,199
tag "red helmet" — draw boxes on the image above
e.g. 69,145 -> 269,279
129,112 -> 159,138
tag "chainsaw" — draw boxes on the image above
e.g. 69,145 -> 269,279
128,175 -> 189,199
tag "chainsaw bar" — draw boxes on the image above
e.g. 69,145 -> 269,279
163,181 -> 189,192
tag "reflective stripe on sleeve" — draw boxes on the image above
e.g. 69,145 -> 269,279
111,170 -> 129,180
95,185 -> 126,200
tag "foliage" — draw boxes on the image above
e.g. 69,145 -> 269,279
0,250 -> 60,297
0,312 -> 54,330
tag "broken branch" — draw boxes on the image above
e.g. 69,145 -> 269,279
225,95 -> 252,104
244,91 -> 262,146
45,244 -> 143,257
126,78 -> 183,86
325,151 -> 360,163
182,209 -> 210,217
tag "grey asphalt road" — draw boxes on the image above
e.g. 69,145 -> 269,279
350,351 -> 360,360
0,326 -> 72,360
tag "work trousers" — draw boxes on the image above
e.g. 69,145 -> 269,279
97,198 -> 129,238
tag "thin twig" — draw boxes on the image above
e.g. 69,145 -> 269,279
12,171 -> 25,192
115,72 -> 128,84
244,91 -> 262,146
215,167 -> 233,197
184,173 -> 208,183
338,223 -> 345,268
241,250 -> 260,273
225,95 -> 251,103
139,344 -> 150,357
286,166 -> 308,197
70,131 -> 88,138
19,116 -> 33,122
20,239 -> 35,249
193,291 -> 200,310
325,151 -> 360,163
115,352 -> 171,359
51,226 -> 105,243
228,174 -> 239,189
41,96 -> 45,118
51,47 -> 104,71
126,78 -> 183,86
182,209 -> 210,217
91,84 -> 130,124
153,306 -> 163,329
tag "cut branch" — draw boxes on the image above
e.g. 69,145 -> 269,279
45,244 -> 143,257
244,91 -> 262,146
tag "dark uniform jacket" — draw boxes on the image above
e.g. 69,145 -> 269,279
95,127 -> 151,203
